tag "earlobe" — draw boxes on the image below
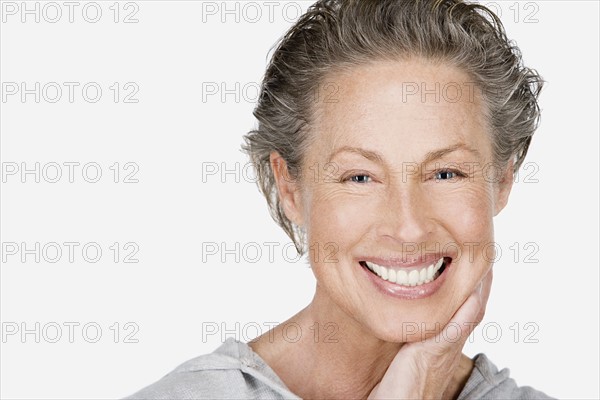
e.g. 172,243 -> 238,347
270,151 -> 305,226
494,160 -> 515,216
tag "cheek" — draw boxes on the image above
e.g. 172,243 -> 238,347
435,183 -> 495,241
305,186 -> 374,243
437,186 -> 495,308
303,189 -> 374,289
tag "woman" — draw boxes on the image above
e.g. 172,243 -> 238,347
127,0 -> 551,398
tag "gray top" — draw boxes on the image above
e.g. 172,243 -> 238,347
124,338 -> 554,399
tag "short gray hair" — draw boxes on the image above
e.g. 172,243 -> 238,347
241,0 -> 544,255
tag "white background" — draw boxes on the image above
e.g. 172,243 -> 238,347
1,1 -> 598,399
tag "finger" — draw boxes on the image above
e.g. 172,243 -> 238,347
438,267 -> 494,346
480,267 -> 493,306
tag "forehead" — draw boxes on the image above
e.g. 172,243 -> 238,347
310,58 -> 491,161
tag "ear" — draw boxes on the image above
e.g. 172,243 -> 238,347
270,151 -> 305,227
493,159 -> 514,216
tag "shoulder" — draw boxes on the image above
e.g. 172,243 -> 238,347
458,353 -> 555,400
123,339 -> 299,400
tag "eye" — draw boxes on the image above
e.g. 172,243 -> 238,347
344,174 -> 372,184
433,169 -> 465,181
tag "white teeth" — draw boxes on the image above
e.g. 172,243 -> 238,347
364,257 -> 446,287
408,270 -> 419,286
435,257 -> 444,269
388,269 -> 396,283
397,270 -> 408,285
381,266 -> 388,280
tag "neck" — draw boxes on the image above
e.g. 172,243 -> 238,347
249,287 -> 474,399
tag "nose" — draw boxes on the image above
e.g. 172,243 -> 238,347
375,180 -> 434,246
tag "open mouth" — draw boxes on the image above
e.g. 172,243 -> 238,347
359,257 -> 451,287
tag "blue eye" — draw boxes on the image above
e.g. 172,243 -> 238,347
348,174 -> 371,183
434,170 -> 462,180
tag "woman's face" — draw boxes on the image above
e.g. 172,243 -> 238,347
277,58 -> 513,342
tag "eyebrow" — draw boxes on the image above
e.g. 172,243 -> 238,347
326,146 -> 384,164
326,143 -> 482,165
421,143 -> 482,164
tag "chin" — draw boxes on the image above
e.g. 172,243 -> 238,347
360,303 -> 456,344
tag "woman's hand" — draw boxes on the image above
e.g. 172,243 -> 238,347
367,268 -> 493,400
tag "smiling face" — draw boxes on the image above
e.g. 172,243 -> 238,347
272,58 -> 513,342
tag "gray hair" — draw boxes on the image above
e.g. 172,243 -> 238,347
241,0 -> 544,255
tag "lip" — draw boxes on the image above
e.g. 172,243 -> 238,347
358,257 -> 453,300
